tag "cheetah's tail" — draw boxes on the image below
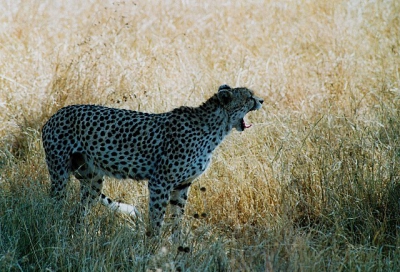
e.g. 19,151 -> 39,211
100,193 -> 141,219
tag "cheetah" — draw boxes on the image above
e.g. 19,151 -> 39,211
42,84 -> 263,235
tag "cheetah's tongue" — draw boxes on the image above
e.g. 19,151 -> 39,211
242,118 -> 252,129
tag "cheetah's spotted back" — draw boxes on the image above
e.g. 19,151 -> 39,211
42,84 -> 263,235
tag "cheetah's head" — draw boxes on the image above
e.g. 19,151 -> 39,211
217,84 -> 263,132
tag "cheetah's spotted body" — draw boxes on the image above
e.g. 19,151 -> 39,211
42,85 -> 263,234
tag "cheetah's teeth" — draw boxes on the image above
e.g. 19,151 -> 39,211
242,118 -> 252,130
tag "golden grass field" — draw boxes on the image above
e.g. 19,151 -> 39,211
1,0 -> 400,270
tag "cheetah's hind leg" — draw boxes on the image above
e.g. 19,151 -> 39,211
70,152 -> 140,219
70,152 -> 104,217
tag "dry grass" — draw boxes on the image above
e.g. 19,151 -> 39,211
1,0 -> 400,270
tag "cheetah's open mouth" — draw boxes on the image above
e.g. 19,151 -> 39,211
241,118 -> 252,130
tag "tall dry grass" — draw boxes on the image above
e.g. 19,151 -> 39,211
1,0 -> 400,270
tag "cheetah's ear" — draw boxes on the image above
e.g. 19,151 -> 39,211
217,88 -> 232,105
218,84 -> 232,92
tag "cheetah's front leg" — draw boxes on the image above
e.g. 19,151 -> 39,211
148,182 -> 171,236
169,182 -> 191,221
169,183 -> 191,243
